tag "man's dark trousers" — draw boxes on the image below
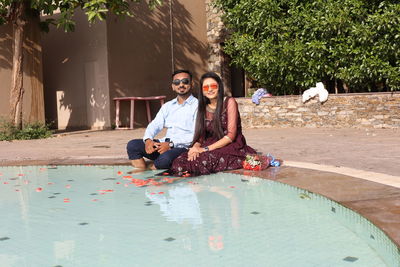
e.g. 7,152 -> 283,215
127,139 -> 187,169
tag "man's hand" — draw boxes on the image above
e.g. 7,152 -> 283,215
155,142 -> 170,154
145,139 -> 157,154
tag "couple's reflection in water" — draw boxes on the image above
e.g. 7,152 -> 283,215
137,170 -> 240,252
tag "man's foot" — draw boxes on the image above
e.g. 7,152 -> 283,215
148,163 -> 157,170
131,158 -> 146,169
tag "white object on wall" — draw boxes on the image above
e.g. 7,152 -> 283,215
302,82 -> 329,103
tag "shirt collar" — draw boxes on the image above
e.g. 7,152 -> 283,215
172,94 -> 196,105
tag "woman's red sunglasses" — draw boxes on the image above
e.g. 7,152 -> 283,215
202,83 -> 218,92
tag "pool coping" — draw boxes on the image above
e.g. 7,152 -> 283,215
1,158 -> 400,249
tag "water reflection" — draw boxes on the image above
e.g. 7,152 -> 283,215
145,176 -> 241,252
145,185 -> 203,226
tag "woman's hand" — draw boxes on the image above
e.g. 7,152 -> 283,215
188,146 -> 202,161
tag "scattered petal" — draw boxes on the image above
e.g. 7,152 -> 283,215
63,198 -> 70,203
36,187 -> 43,192
117,171 -> 123,175
65,185 -> 71,189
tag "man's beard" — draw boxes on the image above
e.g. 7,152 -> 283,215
177,87 -> 191,96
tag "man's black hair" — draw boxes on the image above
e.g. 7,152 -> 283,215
172,69 -> 193,81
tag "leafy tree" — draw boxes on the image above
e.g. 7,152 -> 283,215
0,0 -> 162,129
215,0 -> 400,95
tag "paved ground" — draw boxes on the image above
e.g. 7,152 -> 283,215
0,127 -> 399,176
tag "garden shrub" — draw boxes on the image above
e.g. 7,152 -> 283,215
215,0 -> 400,95
0,120 -> 53,141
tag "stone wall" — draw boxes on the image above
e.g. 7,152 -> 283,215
237,92 -> 400,129
205,0 -> 234,95
205,0 -> 226,73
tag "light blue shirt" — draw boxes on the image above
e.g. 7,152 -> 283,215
143,94 -> 198,148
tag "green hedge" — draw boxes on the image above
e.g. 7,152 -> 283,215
215,0 -> 400,95
0,121 -> 53,141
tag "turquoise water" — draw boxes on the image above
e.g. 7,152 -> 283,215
0,165 -> 398,267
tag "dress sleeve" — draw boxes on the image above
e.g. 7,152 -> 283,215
225,97 -> 238,141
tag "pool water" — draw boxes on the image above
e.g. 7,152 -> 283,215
0,165 -> 398,267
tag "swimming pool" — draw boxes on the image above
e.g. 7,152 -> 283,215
0,165 -> 399,266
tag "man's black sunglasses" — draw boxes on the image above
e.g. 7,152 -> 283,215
172,78 -> 190,86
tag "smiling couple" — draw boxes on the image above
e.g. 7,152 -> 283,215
126,70 -> 256,176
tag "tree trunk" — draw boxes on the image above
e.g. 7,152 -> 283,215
334,79 -> 338,94
9,1 -> 27,130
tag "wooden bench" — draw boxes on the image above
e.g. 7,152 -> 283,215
113,96 -> 166,129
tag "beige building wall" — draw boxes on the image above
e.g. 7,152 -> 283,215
107,0 -> 208,127
0,16 -> 44,124
42,10 -> 110,130
41,0 -> 208,130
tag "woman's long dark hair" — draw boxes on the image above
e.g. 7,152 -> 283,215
191,72 -> 225,145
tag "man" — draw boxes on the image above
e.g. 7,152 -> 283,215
127,70 -> 198,170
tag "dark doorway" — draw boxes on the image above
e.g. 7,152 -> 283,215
230,65 -> 245,97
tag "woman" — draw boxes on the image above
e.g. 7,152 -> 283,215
170,71 -> 256,176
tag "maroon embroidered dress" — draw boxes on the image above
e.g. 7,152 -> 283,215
170,97 -> 256,176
